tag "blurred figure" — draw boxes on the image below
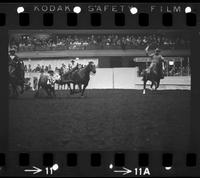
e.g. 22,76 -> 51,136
47,70 -> 56,87
61,63 -> 68,74
48,64 -> 52,70
28,64 -> 32,72
45,66 -> 48,72
41,65 -> 45,73
24,65 -> 27,72
35,64 -> 41,72
33,77 -> 38,91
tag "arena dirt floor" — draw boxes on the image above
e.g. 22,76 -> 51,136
9,89 -> 191,151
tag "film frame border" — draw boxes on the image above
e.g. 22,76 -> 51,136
0,2 -> 199,177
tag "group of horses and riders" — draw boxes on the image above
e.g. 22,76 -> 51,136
8,45 -> 165,98
35,60 -> 96,97
9,48 -> 97,98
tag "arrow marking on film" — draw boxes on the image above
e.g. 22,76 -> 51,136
113,167 -> 132,175
24,166 -> 42,174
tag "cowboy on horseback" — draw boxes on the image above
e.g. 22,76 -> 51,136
9,48 -> 25,81
9,48 -> 23,68
9,48 -> 25,97
69,58 -> 78,70
145,45 -> 165,79
66,58 -> 80,78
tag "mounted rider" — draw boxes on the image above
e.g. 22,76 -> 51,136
145,45 -> 165,79
9,48 -> 23,67
67,58 -> 81,77
68,58 -> 79,71
8,48 -> 25,81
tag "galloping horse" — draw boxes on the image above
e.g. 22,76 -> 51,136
142,61 -> 162,95
61,62 -> 96,96
9,61 -> 25,98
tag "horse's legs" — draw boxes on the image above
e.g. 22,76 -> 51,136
12,84 -> 18,98
20,82 -> 24,94
48,86 -> 54,97
9,80 -> 17,98
150,81 -> 154,90
81,84 -> 88,96
68,83 -> 75,94
73,83 -> 76,93
155,79 -> 160,90
52,86 -> 56,97
45,87 -> 51,97
152,81 -> 157,91
15,86 -> 18,97
143,80 -> 146,95
48,89 -> 52,97
150,81 -> 155,90
78,84 -> 82,93
67,83 -> 73,95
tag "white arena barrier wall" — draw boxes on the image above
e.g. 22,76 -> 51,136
25,67 -> 191,90
113,67 -> 139,89
87,68 -> 113,89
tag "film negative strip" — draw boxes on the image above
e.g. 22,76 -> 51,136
0,1 -> 200,177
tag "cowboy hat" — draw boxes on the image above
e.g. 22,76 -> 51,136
155,48 -> 161,52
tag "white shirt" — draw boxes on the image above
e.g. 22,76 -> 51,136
10,55 -> 15,60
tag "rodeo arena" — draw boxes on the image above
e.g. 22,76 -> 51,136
9,30 -> 191,151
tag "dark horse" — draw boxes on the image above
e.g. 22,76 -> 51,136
34,72 -> 61,98
61,62 -> 96,96
9,62 -> 25,98
142,61 -> 162,95
55,68 -> 73,92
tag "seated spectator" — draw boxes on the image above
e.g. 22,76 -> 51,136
45,66 -> 48,72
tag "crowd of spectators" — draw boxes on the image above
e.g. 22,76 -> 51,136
9,33 -> 190,52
